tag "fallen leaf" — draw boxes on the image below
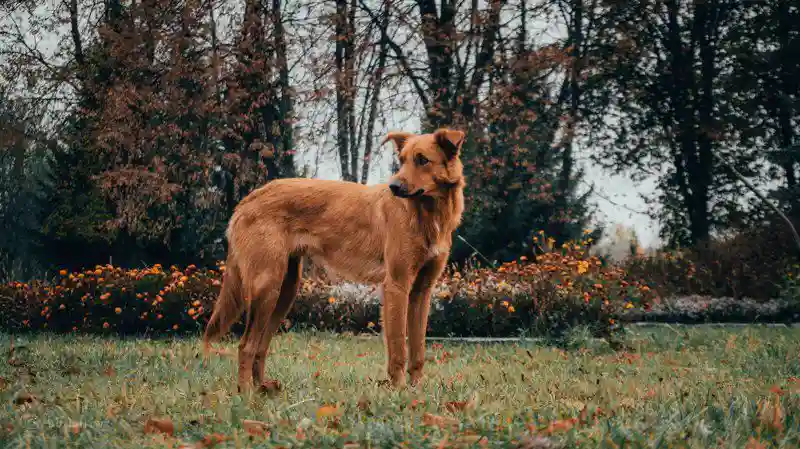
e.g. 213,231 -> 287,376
197,433 -> 228,448
66,421 -> 81,435
357,395 -> 371,411
445,400 -> 472,413
756,396 -> 784,432
542,418 -> 577,434
242,419 -> 269,438
144,417 -> 175,436
13,391 -> 36,405
7,358 -> 25,367
259,379 -> 282,395
316,404 -> 341,420
745,437 -> 767,449
410,399 -> 426,410
423,413 -> 459,430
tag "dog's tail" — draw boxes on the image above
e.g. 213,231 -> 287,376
203,261 -> 244,357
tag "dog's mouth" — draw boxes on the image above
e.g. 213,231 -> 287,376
395,188 -> 425,199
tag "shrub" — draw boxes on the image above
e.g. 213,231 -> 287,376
0,233 -> 657,340
623,222 -> 800,301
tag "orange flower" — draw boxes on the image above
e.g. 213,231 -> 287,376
328,296 -> 336,304
192,300 -> 201,307
508,306 -> 516,313
172,324 -> 179,330
114,307 -> 122,314
188,308 -> 196,316
59,269 -> 68,276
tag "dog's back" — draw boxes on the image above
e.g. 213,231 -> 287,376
227,178 -> 394,283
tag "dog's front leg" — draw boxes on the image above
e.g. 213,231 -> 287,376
407,255 -> 448,386
382,277 -> 412,388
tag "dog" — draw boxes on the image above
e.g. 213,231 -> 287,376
203,128 -> 466,391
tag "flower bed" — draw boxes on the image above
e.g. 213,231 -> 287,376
0,234 -> 659,340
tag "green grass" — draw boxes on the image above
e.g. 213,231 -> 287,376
0,327 -> 799,448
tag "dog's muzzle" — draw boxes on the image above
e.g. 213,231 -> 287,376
389,180 -> 424,198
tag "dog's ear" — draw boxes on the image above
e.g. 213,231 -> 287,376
434,128 -> 465,160
381,131 -> 415,153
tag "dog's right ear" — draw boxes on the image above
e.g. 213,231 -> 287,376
381,131 -> 414,153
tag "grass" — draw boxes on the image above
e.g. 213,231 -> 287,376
0,327 -> 799,448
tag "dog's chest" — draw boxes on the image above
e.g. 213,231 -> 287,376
426,242 -> 450,260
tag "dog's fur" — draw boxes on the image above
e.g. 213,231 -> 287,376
203,128 -> 466,390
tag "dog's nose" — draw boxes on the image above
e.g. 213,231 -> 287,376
389,179 -> 406,197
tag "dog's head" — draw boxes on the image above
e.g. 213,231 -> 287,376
382,128 -> 465,199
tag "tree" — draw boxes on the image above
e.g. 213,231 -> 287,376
585,0 -> 752,247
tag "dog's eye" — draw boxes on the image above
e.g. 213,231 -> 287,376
415,154 -> 430,166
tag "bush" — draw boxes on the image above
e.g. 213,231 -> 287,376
623,222 -> 800,301
0,233 -> 658,341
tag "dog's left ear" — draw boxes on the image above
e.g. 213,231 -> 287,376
435,129 -> 465,160
381,131 -> 415,153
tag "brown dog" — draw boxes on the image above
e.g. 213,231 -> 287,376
203,128 -> 466,391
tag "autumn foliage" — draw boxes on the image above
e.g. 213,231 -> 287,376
0,233 -> 656,339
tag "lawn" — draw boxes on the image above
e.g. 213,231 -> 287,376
0,327 -> 798,448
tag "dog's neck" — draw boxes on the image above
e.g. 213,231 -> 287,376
413,179 -> 465,247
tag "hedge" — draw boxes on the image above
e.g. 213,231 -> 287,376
0,234 -> 657,340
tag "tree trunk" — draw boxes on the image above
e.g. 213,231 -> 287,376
347,0 -> 358,180
417,0 -> 456,129
688,0 -> 714,244
272,0 -> 295,178
554,0 -> 583,229
335,0 -> 352,181
360,0 -> 390,184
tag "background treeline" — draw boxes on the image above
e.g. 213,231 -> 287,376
0,0 -> 798,298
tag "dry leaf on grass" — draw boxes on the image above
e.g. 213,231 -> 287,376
542,418 -> 577,435
357,395 -> 371,412
745,437 -> 767,449
410,399 -> 426,410
259,379 -> 282,395
194,433 -> 229,448
242,419 -> 269,437
13,391 -> 36,405
445,400 -> 474,413
756,396 -> 784,432
441,434 -> 488,448
144,417 -> 175,436
65,421 -> 81,436
316,404 -> 342,420
423,413 -> 459,431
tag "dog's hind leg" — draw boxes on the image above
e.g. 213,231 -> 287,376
236,254 -> 288,392
252,255 -> 303,386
